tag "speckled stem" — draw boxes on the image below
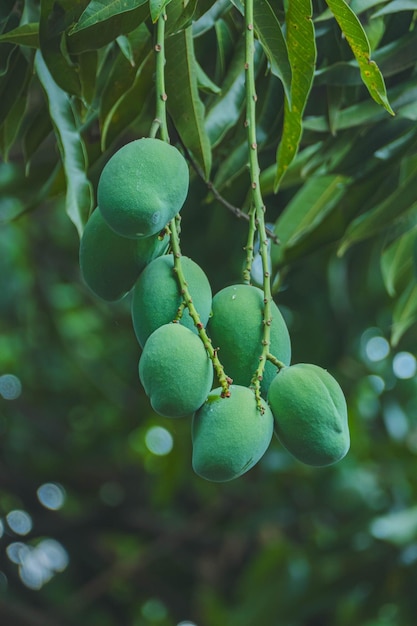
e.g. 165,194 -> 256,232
169,217 -> 231,397
150,13 -> 169,142
244,0 -> 275,406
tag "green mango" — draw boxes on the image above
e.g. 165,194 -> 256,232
131,255 -> 212,347
192,385 -> 274,482
79,207 -> 168,301
139,323 -> 213,418
207,284 -> 291,396
268,363 -> 350,467
98,138 -> 189,238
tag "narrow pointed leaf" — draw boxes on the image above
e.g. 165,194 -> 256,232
274,0 -> 316,190
338,161 -> 417,256
324,0 -> 394,115
271,175 -> 349,268
391,283 -> 417,346
35,50 -> 93,236
165,26 -> 211,179
381,228 -> 417,297
67,0 -> 149,52
0,22 -> 39,47
372,0 -> 417,17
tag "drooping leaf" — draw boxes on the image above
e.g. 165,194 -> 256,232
324,0 -> 395,115
254,0 -> 291,104
372,0 -> 417,17
205,40 -> 263,148
338,159 -> 417,256
39,0 -> 86,97
381,227 -> 417,297
101,50 -> 155,149
71,0 -> 148,31
0,95 -> 27,160
391,282 -> 417,346
67,0 -> 149,53
34,50 -> 93,236
0,22 -> 39,47
271,175 -> 350,268
165,26 -> 212,179
274,0 -> 316,190
0,47 -> 31,127
231,0 -> 291,103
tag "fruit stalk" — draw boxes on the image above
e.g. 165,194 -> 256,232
151,13 -> 231,398
169,216 -> 232,397
150,13 -> 169,142
244,0 -> 279,402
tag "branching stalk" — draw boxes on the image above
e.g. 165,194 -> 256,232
152,13 -> 231,398
244,0 -> 283,405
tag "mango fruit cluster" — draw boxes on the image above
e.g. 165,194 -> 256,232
79,137 -> 350,484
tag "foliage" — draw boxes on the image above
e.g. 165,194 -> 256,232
1,0 -> 417,625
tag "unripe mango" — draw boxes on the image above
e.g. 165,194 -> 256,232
207,284 -> 291,396
139,323 -> 213,418
192,385 -> 274,482
131,255 -> 212,347
267,363 -> 350,467
79,207 -> 168,301
98,138 -> 189,238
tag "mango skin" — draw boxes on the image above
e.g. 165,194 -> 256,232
192,385 -> 274,482
207,284 -> 291,397
267,363 -> 350,467
139,323 -> 213,418
131,255 -> 212,348
98,138 -> 189,239
79,207 -> 168,301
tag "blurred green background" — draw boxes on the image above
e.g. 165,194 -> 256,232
2,1 -> 417,624
2,178 -> 417,626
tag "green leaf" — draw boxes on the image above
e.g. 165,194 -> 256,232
338,160 -> 417,256
165,26 -> 212,179
101,50 -> 154,149
0,47 -> 31,127
372,0 -> 417,17
67,0 -> 149,53
274,0 -> 316,190
150,0 -> 173,23
196,62 -> 221,95
205,41 -> 263,148
271,175 -> 350,268
0,95 -> 26,160
39,0 -> 85,97
0,22 -> 39,47
391,282 -> 417,346
34,50 -> 93,236
324,0 -> 395,115
381,227 -> 417,297
253,0 -> 291,105
71,0 -> 148,30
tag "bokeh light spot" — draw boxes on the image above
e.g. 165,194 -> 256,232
393,352 -> 416,379
0,374 -> 22,400
365,336 -> 390,362
6,510 -> 32,536
6,542 -> 30,564
368,374 -> 385,395
145,426 -> 173,456
37,483 -> 66,510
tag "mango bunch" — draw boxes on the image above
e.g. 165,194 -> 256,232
79,137 -> 350,484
